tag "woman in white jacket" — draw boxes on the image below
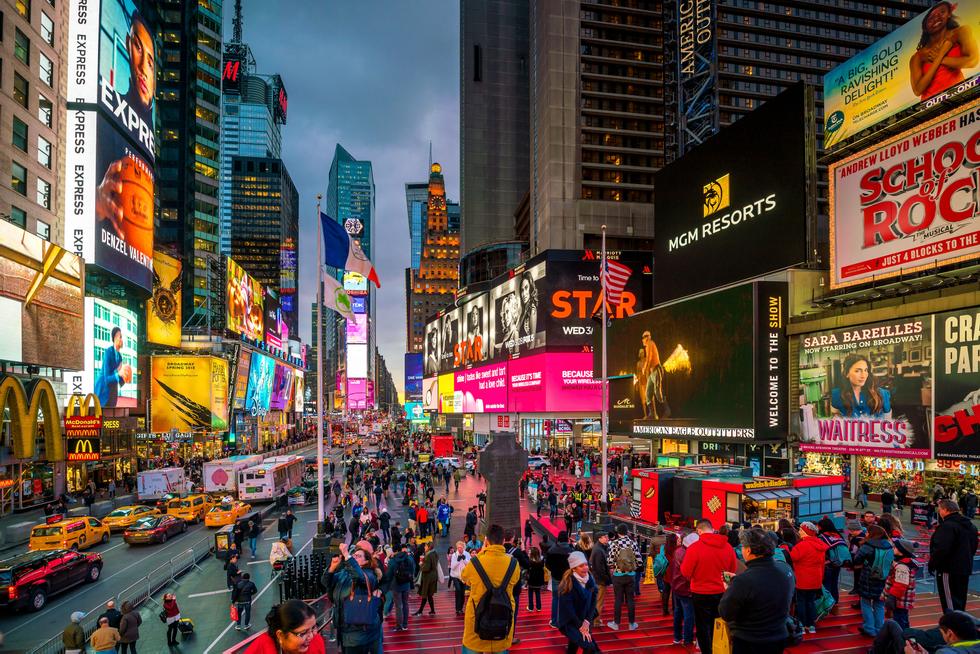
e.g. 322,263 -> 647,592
448,540 -> 471,616
270,538 -> 292,568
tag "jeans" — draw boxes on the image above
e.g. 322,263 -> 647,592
393,589 -> 410,628
119,644 -> 136,654
823,565 -> 841,604
383,590 -> 393,616
167,620 -> 179,644
440,521 -> 449,537
248,536 -> 257,556
672,594 -> 695,643
893,607 -> 910,630
860,597 -> 884,635
527,587 -> 542,610
796,588 -> 820,627
236,601 -> 252,627
551,579 -> 561,623
453,578 -> 467,613
513,585 -> 523,630
656,576 -> 671,614
692,592 -> 723,654
612,574 -> 635,624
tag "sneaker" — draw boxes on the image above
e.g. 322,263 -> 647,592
243,624 -> 251,630
629,622 -> 639,631
808,626 -> 816,634
607,621 -> 620,631
673,640 -> 682,645
234,625 -> 241,631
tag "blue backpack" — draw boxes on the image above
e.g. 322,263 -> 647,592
869,546 -> 894,581
826,539 -> 852,568
653,545 -> 668,578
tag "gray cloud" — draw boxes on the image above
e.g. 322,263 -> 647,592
227,1 -> 461,397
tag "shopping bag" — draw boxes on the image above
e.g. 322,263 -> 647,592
815,586 -> 836,622
230,604 -> 239,622
713,618 -> 732,654
437,561 -> 446,584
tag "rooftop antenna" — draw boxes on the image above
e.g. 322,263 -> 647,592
232,0 -> 243,44
428,141 -> 432,171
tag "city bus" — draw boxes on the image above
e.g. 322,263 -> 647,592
202,454 -> 264,494
237,456 -> 304,502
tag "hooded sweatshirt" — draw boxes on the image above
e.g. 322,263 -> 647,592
680,532 -> 737,595
790,534 -> 830,590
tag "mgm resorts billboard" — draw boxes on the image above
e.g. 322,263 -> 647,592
599,281 -> 788,443
423,249 -> 652,377
653,84 -> 813,303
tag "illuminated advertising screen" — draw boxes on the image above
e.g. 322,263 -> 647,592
458,294 -> 489,367
150,356 -> 228,432
405,353 -> 423,399
347,343 -> 368,379
346,313 -> 368,344
489,260 -> 547,359
77,297 -> 139,408
423,376 -> 439,411
436,307 -> 462,373
0,221 -> 84,370
232,348 -> 251,410
147,251 -> 181,347
270,364 -> 294,411
653,85 -> 810,303
244,351 -> 274,413
343,271 -> 368,295
823,0 -> 980,148
222,52 -> 245,93
405,401 -> 427,423
226,258 -> 264,340
798,317 -> 932,458
264,292 -> 288,350
348,378 -> 367,411
424,318 -> 441,377
829,99 -> 980,289
508,353 -> 601,413
454,362 -> 508,412
438,373 -> 459,413
935,308 -> 980,460
293,370 -> 305,413
66,113 -> 156,291
280,238 -> 297,293
367,380 -> 375,408
351,296 -> 367,314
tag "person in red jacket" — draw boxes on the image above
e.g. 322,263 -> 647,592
245,600 -> 325,654
680,519 -> 737,654
790,522 -> 830,633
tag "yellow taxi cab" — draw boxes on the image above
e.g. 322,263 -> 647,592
102,505 -> 160,532
165,494 -> 215,524
204,500 -> 252,527
29,517 -> 109,552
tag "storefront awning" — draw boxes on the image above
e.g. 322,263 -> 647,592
746,488 -> 803,500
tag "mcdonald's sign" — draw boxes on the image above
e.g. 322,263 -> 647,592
0,374 -> 64,461
66,393 -> 102,418
66,436 -> 100,462
65,394 -> 101,462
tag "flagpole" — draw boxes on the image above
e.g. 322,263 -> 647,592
315,194 -> 325,524
601,225 -> 609,512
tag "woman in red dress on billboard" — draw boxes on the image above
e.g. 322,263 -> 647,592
910,1 -> 978,100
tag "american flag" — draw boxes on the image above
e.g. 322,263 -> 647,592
602,259 -> 633,306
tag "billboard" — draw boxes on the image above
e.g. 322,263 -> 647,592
405,401 -> 427,423
489,260 -> 547,359
424,318 -> 441,376
351,296 -> 367,314
653,85 -> 810,303
454,362 -> 509,412
458,294 -> 489,367
508,352 -> 602,413
293,370 -> 305,413
343,271 -> 368,295
270,364 -> 294,411
232,348 -> 251,410
264,292 -> 287,350
823,1 -> 980,148
66,113 -> 156,291
609,376 -> 643,435
829,99 -> 980,288
423,376 -> 439,411
244,351 -> 274,414
147,251 -> 181,347
436,307 -> 462,373
934,308 -> 980,460
226,258 -> 264,340
798,317 -> 932,458
438,373 -> 459,413
0,221 -> 84,370
347,343 -> 368,379
80,297 -> 139,409
404,353 -> 423,399
346,313 -> 368,344
348,378 -> 367,411
150,356 -> 229,433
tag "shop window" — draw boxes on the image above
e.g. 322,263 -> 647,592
726,492 -> 740,524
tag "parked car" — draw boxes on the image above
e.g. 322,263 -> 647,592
103,505 -> 160,532
433,457 -> 462,470
204,501 -> 251,528
0,549 -> 102,611
29,518 -> 109,552
123,515 -> 187,545
527,456 -> 550,470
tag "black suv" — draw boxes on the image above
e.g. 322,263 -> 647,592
0,549 -> 102,611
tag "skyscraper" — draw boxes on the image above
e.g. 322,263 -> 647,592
460,0 -> 530,255
405,181 -> 428,272
156,0 -> 224,330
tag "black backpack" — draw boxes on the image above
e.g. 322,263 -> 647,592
394,557 -> 413,585
470,556 -> 517,642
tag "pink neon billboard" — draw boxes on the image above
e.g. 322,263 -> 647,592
508,352 -> 601,413
348,378 -> 367,410
454,362 -> 508,413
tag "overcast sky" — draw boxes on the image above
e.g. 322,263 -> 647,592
227,1 -> 460,397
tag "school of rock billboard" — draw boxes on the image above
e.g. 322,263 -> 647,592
830,99 -> 980,288
934,308 -> 980,460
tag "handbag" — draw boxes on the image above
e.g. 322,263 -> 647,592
229,604 -> 239,622
713,618 -> 732,654
437,561 -> 446,584
158,609 -> 167,623
786,614 -> 805,647
343,566 -> 381,627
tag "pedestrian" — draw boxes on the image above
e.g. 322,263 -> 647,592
881,487 -> 895,514
524,518 -> 534,550
656,532 -> 677,616
669,532 -> 697,646
99,599 -> 122,630
817,517 -> 849,606
108,479 -> 116,498
556,550 -> 600,653
477,491 -> 487,518
460,524 -> 519,653
854,525 -> 892,637
791,521 -> 830,633
544,530 -> 575,627
90,616 -> 121,654
449,540 -> 472,616
63,611 -> 86,654
285,509 -> 296,538
588,531 -> 611,628
857,482 -> 870,509
390,522 -> 402,549
244,600 -> 325,654
527,547 -> 546,613
929,499 -> 979,614
437,500 -> 452,538
504,529 -> 531,643
233,572 -> 259,631
681,518 -> 738,654
607,523 -> 642,631
718,527 -> 795,654
415,541 -> 440,616
884,538 -> 918,630
379,508 -> 391,544
117,601 -> 142,654
383,542 -> 416,632
270,538 -> 292,568
225,553 -> 242,590
895,482 -> 908,513
416,503 -> 429,539
278,513 -> 290,540
323,541 -> 383,653
162,593 -> 181,647
247,519 -> 261,557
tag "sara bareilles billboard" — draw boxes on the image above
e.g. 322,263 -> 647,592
830,98 -> 980,288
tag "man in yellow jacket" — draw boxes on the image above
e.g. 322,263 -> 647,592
460,523 -> 519,653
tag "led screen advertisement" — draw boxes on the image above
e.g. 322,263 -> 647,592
347,343 -> 368,379
0,221 -> 84,370
232,348 -> 251,410
423,376 -> 439,411
74,297 -> 139,409
150,356 -> 229,433
264,293 -> 286,350
293,370 -> 305,413
244,351 -> 274,414
351,296 -> 367,314
508,352 -> 601,413
346,313 -> 368,344
348,378 -> 367,411
489,260 -> 547,359
344,271 -> 368,295
270,364 -> 294,411
424,318 -> 441,377
934,308 -> 980,460
454,362 -> 508,412
147,251 -> 181,347
823,0 -> 980,148
829,99 -> 980,289
798,317 -> 933,458
437,307 -> 461,373
405,353 -> 423,400
438,373 -> 459,413
405,401 -> 427,423
458,294 -> 489,367
653,84 -> 810,303
226,258 -> 264,340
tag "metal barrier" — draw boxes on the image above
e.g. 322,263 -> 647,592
28,535 -> 214,654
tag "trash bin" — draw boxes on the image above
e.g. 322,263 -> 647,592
910,501 -> 929,525
214,524 -> 234,560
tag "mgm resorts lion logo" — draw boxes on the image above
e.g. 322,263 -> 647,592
703,173 -> 730,217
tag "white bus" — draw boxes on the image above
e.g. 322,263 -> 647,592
237,456 -> 304,502
202,455 -> 264,493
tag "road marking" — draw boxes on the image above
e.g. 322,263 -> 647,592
203,535 -> 312,654
98,542 -> 127,554
187,589 -> 231,598
245,560 -> 267,565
